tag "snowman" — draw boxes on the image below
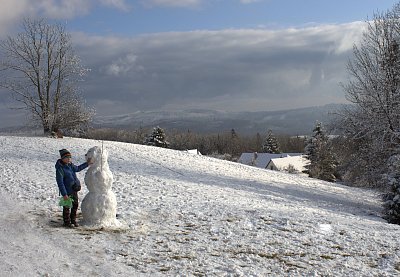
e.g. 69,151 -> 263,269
81,146 -> 121,228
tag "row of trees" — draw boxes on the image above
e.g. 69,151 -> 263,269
84,126 -> 306,160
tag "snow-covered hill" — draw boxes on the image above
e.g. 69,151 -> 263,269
0,135 -> 399,276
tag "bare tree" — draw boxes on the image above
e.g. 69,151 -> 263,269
0,18 -> 94,134
338,6 -> 400,187
337,4 -> 400,222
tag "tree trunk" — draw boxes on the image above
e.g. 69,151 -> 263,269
43,125 -> 51,135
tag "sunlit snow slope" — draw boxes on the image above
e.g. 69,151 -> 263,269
0,135 -> 399,276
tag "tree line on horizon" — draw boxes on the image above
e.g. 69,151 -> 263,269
81,126 -> 307,159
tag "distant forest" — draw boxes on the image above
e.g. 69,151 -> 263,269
82,127 -> 306,161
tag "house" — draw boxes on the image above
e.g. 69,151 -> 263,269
238,152 -> 302,169
266,155 -> 310,174
185,149 -> 202,155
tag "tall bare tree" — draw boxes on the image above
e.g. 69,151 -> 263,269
0,18 -> 94,134
338,6 -> 400,187
337,4 -> 400,222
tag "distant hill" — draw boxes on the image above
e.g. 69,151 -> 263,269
0,104 -> 346,135
93,104 -> 346,135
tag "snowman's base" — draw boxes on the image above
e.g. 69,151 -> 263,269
79,219 -> 129,232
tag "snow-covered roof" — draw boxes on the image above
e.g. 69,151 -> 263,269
238,152 -> 302,168
268,155 -> 310,173
185,149 -> 202,155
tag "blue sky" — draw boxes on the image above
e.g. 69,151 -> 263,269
64,0 -> 398,35
0,0 -> 399,128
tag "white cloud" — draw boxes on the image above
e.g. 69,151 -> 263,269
37,0 -> 92,19
38,0 -> 132,18
99,0 -> 131,12
0,0 -> 133,37
103,53 -> 142,76
0,0 -> 31,36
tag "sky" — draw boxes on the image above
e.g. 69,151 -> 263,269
0,0 -> 399,128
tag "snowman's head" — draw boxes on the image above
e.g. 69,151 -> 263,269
85,146 -> 108,167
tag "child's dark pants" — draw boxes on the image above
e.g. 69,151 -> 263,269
63,192 -> 79,225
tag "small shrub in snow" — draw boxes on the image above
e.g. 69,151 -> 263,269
285,164 -> 298,174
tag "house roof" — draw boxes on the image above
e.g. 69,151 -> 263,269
185,149 -> 202,155
268,155 -> 310,173
238,152 -> 303,168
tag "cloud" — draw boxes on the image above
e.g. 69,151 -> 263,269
37,0 -> 92,19
38,0 -> 132,17
0,0 -> 31,36
102,53 -> 143,76
69,22 -> 363,117
99,0 -> 131,12
0,0 -> 131,37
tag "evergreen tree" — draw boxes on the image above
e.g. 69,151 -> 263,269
229,129 -> 242,157
231,129 -> 238,139
262,130 -> 281,153
304,122 -> 337,182
145,126 -> 169,148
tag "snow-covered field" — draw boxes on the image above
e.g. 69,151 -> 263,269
0,135 -> 399,276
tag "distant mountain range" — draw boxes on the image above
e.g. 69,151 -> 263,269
93,104 -> 346,135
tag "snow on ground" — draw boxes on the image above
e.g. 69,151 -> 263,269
0,135 -> 399,276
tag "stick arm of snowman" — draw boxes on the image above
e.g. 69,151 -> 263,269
101,140 -> 104,172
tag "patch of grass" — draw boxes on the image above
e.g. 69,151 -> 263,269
225,217 -> 238,222
283,261 -> 307,269
320,254 -> 335,260
170,254 -> 194,260
367,261 -> 378,268
331,245 -> 344,250
159,267 -> 171,272
395,262 -> 400,271
258,252 -> 279,259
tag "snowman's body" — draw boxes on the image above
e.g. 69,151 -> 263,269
81,146 -> 120,227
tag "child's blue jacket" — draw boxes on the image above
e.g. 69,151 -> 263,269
55,159 -> 88,196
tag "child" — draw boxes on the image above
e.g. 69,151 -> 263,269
55,149 -> 90,227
